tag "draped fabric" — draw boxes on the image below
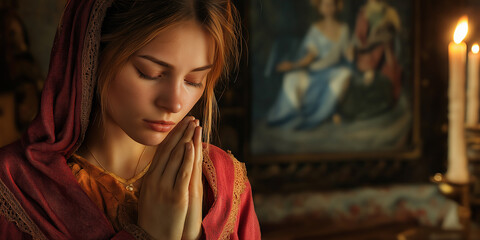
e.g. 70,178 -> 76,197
0,0 -> 261,239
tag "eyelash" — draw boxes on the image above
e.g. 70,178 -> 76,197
186,81 -> 203,88
138,71 -> 160,80
136,68 -> 203,88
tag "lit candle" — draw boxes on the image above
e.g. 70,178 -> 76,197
467,43 -> 480,126
446,16 -> 469,184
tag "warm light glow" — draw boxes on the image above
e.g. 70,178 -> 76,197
454,16 -> 468,44
473,44 -> 479,54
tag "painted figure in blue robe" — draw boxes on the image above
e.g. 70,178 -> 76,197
266,0 -> 351,129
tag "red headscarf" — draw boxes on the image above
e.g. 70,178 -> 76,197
0,0 -> 123,238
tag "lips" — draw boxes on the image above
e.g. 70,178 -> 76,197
144,120 -> 175,132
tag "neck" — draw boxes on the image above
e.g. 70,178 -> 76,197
79,111 -> 154,179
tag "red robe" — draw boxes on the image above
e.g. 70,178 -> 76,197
354,7 -> 402,99
0,0 -> 260,239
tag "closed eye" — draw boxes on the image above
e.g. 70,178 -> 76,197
135,67 -> 162,80
185,80 -> 203,88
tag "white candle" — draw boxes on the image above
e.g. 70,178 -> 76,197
467,43 -> 480,126
446,16 -> 469,184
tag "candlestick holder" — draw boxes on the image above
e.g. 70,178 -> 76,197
431,173 -> 471,230
466,125 -> 480,224
397,174 -> 472,240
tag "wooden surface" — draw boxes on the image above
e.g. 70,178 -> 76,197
261,222 -> 480,240
260,220 -> 419,240
397,223 -> 480,240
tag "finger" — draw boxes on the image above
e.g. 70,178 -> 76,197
149,116 -> 194,177
173,141 -> 195,193
178,120 -> 196,146
190,126 -> 203,197
164,116 -> 195,150
183,131 -> 203,240
160,121 -> 197,188
193,124 -> 202,165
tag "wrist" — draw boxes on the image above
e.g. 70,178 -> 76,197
182,225 -> 204,240
123,223 -> 157,240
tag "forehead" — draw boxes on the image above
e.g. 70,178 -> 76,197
135,20 -> 215,67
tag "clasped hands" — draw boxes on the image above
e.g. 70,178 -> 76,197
138,116 -> 203,240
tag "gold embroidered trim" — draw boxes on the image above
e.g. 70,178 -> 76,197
0,179 -> 47,240
75,0 -> 115,153
202,149 -> 217,197
219,151 -> 247,240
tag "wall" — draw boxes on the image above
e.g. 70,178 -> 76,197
17,0 -> 65,76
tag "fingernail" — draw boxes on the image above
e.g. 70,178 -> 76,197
195,119 -> 200,126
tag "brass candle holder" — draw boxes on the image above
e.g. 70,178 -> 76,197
421,125 -> 480,239
397,126 -> 480,239
466,125 -> 480,226
397,174 -> 472,240
431,173 -> 471,233
398,125 -> 480,239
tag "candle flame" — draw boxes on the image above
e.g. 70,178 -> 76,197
454,16 -> 468,44
473,44 -> 479,54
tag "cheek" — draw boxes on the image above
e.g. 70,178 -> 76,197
107,69 -> 150,116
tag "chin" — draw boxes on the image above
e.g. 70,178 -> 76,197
130,131 -> 168,146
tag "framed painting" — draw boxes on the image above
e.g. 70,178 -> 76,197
248,0 -> 421,163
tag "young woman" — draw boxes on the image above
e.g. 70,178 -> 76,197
0,0 -> 261,239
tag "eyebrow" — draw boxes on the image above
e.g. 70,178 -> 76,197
138,55 -> 213,72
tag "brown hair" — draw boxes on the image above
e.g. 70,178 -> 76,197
96,0 -> 241,147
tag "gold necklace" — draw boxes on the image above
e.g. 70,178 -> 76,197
86,145 -> 150,192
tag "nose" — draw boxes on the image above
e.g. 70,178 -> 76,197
155,79 -> 183,113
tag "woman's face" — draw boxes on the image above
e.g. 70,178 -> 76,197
319,0 -> 336,18
105,20 -> 213,146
